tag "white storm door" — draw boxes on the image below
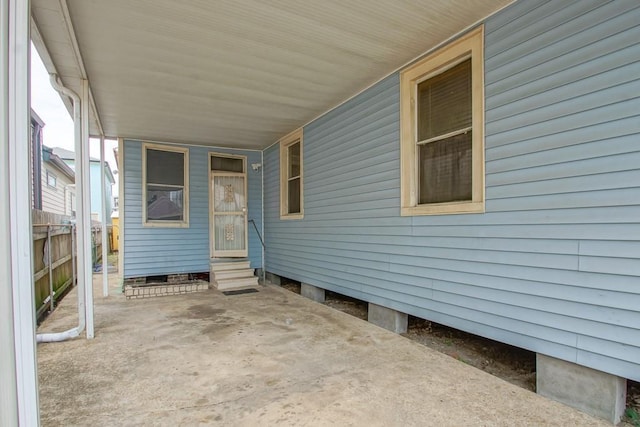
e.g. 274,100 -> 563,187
211,174 -> 248,258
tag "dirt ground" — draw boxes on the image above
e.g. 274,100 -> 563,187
280,280 -> 640,425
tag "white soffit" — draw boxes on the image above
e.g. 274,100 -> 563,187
32,0 -> 513,150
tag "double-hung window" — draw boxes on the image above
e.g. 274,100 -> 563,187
279,129 -> 303,219
400,26 -> 485,215
143,144 -> 189,227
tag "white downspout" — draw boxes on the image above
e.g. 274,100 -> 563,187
37,74 -> 86,343
100,135 -> 108,296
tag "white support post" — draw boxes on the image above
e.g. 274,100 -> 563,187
117,137 -> 124,278
100,135 -> 108,296
1,0 -> 40,424
81,79 -> 94,338
0,2 -> 18,422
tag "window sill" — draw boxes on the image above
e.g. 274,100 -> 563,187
280,213 -> 304,221
401,201 -> 484,216
143,221 -> 190,228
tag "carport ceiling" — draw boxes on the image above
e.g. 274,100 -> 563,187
31,0 -> 513,150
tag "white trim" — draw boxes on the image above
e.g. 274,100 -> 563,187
3,0 -> 40,422
142,142 -> 190,227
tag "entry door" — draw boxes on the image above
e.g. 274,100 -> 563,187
210,156 -> 248,258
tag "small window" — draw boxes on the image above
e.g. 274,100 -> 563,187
71,193 -> 76,217
211,155 -> 244,173
400,26 -> 485,216
46,170 -> 57,188
143,144 -> 189,227
279,128 -> 303,219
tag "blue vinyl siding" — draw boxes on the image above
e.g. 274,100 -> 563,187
123,140 -> 263,277
265,0 -> 640,381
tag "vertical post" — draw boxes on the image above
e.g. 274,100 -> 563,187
1,0 -> 40,424
0,2 -> 19,423
72,224 -> 76,292
261,150 -> 265,285
100,135 -> 108,296
47,224 -> 54,310
81,79 -> 94,338
117,137 -> 124,280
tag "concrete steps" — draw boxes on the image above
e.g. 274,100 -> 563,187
210,260 -> 258,291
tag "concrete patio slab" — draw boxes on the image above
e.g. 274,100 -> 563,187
37,278 -> 608,426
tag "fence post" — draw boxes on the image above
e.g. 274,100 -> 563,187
47,224 -> 54,310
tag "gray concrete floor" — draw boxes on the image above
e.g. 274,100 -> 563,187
36,274 -> 608,426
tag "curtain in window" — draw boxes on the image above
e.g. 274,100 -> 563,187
419,133 -> 472,204
287,142 -> 301,214
417,59 -> 472,204
213,176 -> 245,252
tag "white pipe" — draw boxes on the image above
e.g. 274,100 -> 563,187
36,327 -> 79,343
37,74 -> 86,343
100,135 -> 108,296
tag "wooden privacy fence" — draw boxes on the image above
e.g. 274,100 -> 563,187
32,210 -> 103,320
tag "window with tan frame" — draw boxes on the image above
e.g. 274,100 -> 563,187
279,128 -> 303,220
143,143 -> 189,227
400,26 -> 485,216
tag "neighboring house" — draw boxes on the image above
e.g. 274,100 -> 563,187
29,0 -> 640,423
30,109 -> 44,210
30,109 -> 76,217
41,146 -> 75,217
52,147 -> 115,224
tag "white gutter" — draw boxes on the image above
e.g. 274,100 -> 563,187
100,135 -> 108,296
37,74 -> 86,343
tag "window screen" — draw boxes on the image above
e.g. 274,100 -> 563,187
417,59 -> 472,204
145,148 -> 186,222
287,142 -> 301,214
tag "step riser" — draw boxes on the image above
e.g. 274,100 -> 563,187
213,269 -> 255,280
210,261 -> 251,272
215,277 -> 259,291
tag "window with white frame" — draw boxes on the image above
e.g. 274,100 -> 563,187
279,128 -> 303,219
143,144 -> 189,226
400,26 -> 485,216
46,170 -> 57,188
